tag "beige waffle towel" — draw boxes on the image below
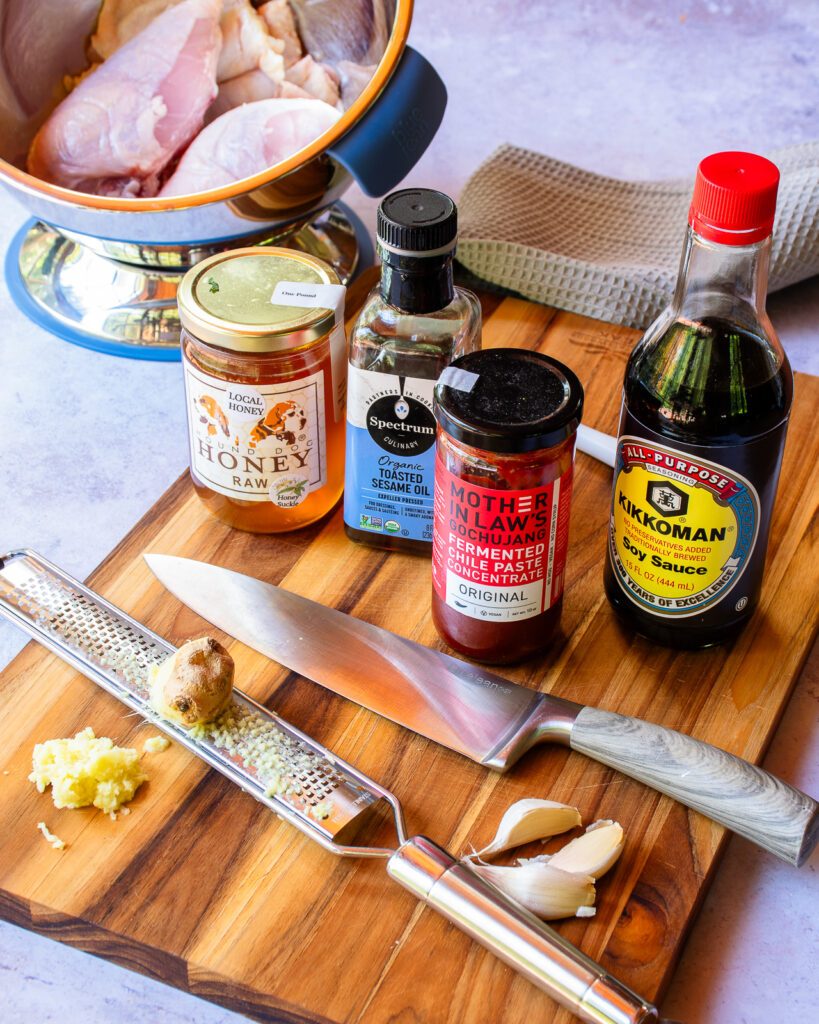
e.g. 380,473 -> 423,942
457,143 -> 819,329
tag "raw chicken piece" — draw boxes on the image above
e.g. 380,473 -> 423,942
207,68 -> 281,122
279,81 -> 317,101
336,60 -> 376,108
218,0 -> 285,83
90,0 -> 184,61
208,8 -> 331,123
160,97 -> 340,196
259,0 -> 303,67
28,0 -> 221,197
90,0 -> 286,85
284,55 -> 340,107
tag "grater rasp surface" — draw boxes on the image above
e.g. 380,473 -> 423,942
0,550 -> 391,853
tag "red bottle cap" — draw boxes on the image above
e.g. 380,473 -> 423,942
689,151 -> 780,245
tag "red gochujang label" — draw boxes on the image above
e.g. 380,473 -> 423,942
432,457 -> 573,623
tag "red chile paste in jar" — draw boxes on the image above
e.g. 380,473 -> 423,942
431,349 -> 584,663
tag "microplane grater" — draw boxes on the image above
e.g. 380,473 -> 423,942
0,550 -> 395,853
0,549 -> 661,1024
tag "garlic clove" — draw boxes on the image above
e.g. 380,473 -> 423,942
470,798 -> 582,860
472,860 -> 595,920
547,819 -> 624,879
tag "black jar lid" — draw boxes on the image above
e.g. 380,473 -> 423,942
377,188 -> 458,255
434,349 -> 584,454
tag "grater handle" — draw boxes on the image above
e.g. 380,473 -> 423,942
387,837 -> 658,1024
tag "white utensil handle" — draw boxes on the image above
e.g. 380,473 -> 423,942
576,425 -> 617,467
387,836 -> 658,1024
570,707 -> 819,867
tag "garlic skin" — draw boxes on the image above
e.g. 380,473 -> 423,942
472,860 -> 596,920
547,820 -> 625,879
149,637 -> 234,727
471,799 -> 582,860
463,802 -> 626,921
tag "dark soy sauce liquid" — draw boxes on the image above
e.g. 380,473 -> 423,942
604,315 -> 792,647
626,316 -> 790,442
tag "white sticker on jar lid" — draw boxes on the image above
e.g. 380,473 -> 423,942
271,281 -> 347,423
271,281 -> 346,317
438,366 -> 479,392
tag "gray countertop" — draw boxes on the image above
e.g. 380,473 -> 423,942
1,2 -> 818,1022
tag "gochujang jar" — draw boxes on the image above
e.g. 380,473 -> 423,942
432,349 -> 584,663
177,248 -> 346,533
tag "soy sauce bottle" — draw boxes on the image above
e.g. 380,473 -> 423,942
604,152 -> 793,648
344,189 -> 481,553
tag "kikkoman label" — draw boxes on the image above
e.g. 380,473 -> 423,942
183,360 -> 327,505
608,435 -> 760,617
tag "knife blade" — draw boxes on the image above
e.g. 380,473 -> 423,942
145,553 -> 819,867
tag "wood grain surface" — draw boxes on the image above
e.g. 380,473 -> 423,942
1,271 -> 817,1024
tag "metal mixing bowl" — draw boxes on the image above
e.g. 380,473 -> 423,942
0,0 -> 446,356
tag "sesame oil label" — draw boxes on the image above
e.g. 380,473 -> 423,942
432,459 -> 573,622
608,435 -> 760,616
344,368 -> 437,541
183,359 -> 327,506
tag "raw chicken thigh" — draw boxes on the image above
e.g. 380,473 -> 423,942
208,68 -> 281,122
217,0 -> 285,83
28,0 -> 221,197
283,55 -> 340,106
259,0 -> 303,67
90,0 -> 183,61
160,97 -> 340,196
208,51 -> 339,121
91,0 -> 286,84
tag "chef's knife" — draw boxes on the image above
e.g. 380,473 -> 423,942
0,548 -> 663,1024
146,553 -> 819,867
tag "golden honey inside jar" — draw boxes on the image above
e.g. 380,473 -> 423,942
177,247 -> 346,533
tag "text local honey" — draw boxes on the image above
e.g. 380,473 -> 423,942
177,248 -> 346,533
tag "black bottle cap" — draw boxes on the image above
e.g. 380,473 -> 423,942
434,349 -> 584,454
377,188 -> 458,255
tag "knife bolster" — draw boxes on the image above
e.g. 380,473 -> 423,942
481,693 -> 583,771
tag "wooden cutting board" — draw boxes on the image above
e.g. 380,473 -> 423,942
1,273 -> 818,1024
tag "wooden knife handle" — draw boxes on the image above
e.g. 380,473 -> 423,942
569,707 -> 819,867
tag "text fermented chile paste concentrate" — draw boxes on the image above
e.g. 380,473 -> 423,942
432,349 -> 583,664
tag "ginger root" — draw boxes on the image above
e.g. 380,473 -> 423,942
150,637 -> 234,727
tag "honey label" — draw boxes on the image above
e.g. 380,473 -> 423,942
270,281 -> 347,422
608,435 -> 760,616
432,458 -> 573,622
183,359 -> 327,503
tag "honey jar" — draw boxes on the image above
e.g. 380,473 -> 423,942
432,349 -> 584,663
177,247 -> 346,533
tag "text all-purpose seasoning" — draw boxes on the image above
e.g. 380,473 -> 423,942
432,349 -> 584,664
177,247 -> 346,533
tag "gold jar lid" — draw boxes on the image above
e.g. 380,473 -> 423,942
177,247 -> 340,353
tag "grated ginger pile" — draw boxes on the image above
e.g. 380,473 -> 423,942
29,727 -> 147,815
